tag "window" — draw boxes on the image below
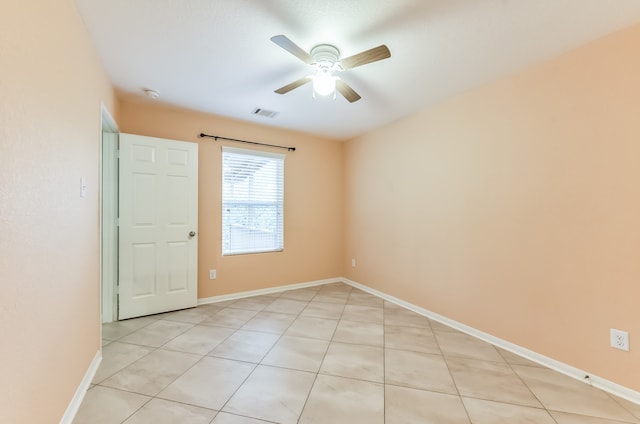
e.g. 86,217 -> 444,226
222,146 -> 284,255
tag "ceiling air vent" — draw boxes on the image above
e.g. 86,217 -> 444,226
252,107 -> 279,119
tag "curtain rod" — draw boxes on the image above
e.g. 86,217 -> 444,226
199,133 -> 296,152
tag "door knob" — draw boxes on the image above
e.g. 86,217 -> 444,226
189,231 -> 196,237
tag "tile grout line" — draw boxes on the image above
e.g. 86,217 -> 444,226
112,307 -> 229,423
296,285 -> 351,423
104,304 -> 253,422
605,391 -> 640,423
92,282 -> 632,423
498,348 -> 560,423
382,296 -> 387,424
93,285 -> 347,423
211,287 -> 322,422
152,301 -> 278,419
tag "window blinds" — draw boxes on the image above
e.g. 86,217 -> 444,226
222,146 -> 285,255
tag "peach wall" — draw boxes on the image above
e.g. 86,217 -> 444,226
117,100 -> 343,298
344,23 -> 640,391
0,1 -> 116,423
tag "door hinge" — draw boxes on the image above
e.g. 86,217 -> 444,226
116,149 -> 120,159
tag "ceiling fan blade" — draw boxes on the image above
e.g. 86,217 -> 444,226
275,76 -> 312,94
340,45 -> 391,70
271,35 -> 314,65
336,79 -> 361,103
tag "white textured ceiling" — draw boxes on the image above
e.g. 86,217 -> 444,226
75,0 -> 640,140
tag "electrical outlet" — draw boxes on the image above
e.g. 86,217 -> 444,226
610,328 -> 629,351
209,269 -> 217,280
351,259 -> 356,267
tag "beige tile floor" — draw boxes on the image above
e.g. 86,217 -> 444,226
74,282 -> 640,424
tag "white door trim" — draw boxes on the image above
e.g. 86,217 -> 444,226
100,105 -> 119,323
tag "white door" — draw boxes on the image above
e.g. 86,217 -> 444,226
118,133 -> 198,320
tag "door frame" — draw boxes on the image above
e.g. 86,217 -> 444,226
100,104 -> 119,323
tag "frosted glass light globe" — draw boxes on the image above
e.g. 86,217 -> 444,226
313,74 -> 336,96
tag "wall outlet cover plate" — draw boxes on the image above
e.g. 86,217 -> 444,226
610,328 -> 629,351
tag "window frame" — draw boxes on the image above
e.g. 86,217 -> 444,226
221,146 -> 285,256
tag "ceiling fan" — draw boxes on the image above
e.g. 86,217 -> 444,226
271,35 -> 391,103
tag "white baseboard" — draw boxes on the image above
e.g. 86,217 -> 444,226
342,278 -> 640,405
197,277 -> 343,306
59,350 -> 102,424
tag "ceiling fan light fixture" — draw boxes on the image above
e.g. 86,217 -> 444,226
309,44 -> 340,98
312,72 -> 337,97
271,35 -> 391,103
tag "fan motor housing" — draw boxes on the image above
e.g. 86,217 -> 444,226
310,44 -> 340,65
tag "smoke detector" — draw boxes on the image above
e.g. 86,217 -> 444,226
144,89 -> 160,99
